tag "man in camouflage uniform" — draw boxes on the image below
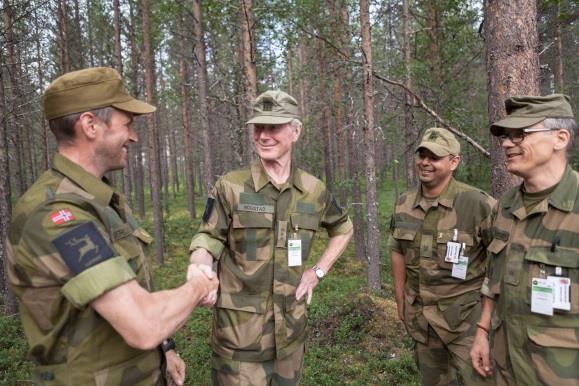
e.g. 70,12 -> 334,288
188,90 -> 353,385
390,127 -> 495,385
471,94 -> 578,385
6,67 -> 218,386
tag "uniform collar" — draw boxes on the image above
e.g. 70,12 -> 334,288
250,159 -> 305,193
503,165 -> 577,219
413,177 -> 458,210
52,153 -> 114,205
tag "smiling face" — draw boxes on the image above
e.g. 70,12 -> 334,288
415,148 -> 460,196
500,123 -> 558,180
253,122 -> 300,163
93,109 -> 137,173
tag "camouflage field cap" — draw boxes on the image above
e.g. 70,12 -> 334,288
43,67 -> 156,120
417,127 -> 460,157
246,90 -> 301,125
490,94 -> 574,135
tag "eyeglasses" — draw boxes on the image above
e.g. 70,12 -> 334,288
497,128 -> 559,144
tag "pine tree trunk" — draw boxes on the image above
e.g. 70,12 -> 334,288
554,2 -> 564,92
178,12 -> 196,218
58,0 -> 70,73
142,0 -> 165,265
316,38 -> 335,193
0,54 -> 18,315
193,0 -> 214,194
484,0 -> 539,197
129,0 -> 145,218
240,0 -> 257,164
403,0 -> 416,189
360,0 -> 381,289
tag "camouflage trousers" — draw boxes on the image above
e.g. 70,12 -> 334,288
211,343 -> 305,386
414,325 -> 494,386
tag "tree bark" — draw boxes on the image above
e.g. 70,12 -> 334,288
316,37 -> 335,193
58,0 -> 70,73
360,0 -> 381,289
484,0 -> 540,197
142,0 -> 165,265
129,0 -> 145,218
240,0 -> 257,164
0,51 -> 17,315
554,1 -> 564,92
193,0 -> 214,194
403,0 -> 416,189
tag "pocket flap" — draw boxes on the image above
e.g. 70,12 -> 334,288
527,326 -> 579,349
525,247 -> 579,269
393,228 -> 417,241
290,213 -> 319,231
437,291 -> 480,311
232,212 -> 273,229
487,238 -> 507,254
217,293 -> 269,314
436,230 -> 474,246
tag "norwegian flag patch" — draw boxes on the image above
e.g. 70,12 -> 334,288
50,209 -> 76,225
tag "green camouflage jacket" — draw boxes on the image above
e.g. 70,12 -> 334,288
6,153 -> 163,386
189,160 -> 352,362
482,165 -> 579,385
390,178 -> 495,344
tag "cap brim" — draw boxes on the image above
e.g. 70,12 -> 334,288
112,98 -> 156,115
246,115 -> 294,125
416,143 -> 451,157
490,116 -> 545,135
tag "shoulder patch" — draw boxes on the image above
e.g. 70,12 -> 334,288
52,222 -> 115,275
50,208 -> 76,225
202,197 -> 215,222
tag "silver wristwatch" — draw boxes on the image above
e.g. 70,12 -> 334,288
312,265 -> 325,280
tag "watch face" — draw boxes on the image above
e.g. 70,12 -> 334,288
315,268 -> 325,279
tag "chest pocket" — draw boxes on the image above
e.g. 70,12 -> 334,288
436,229 -> 474,266
290,213 -> 319,260
232,211 -> 274,261
525,246 -> 579,314
111,225 -> 150,271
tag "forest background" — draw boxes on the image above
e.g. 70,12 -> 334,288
0,0 -> 577,385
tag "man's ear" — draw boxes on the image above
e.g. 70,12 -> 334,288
292,123 -> 302,142
77,112 -> 98,139
553,129 -> 570,151
449,155 -> 461,171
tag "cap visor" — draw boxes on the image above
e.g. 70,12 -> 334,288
246,115 -> 293,125
416,143 -> 450,157
112,98 -> 156,115
490,116 -> 544,135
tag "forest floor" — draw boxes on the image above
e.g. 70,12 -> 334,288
0,183 -> 420,385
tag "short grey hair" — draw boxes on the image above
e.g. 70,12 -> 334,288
542,117 -> 577,156
289,119 -> 303,130
49,106 -> 115,145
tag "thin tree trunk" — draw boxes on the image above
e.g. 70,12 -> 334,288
0,52 -> 17,316
129,0 -> 145,218
240,0 -> 257,164
113,0 -> 132,205
58,0 -> 70,73
142,0 -> 165,265
484,0 -> 539,197
360,0 -> 381,289
73,0 -> 84,68
192,0 -> 214,194
339,1 -> 365,261
178,12 -> 196,218
554,2 -> 564,92
316,37 -> 335,193
403,0 -> 416,189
